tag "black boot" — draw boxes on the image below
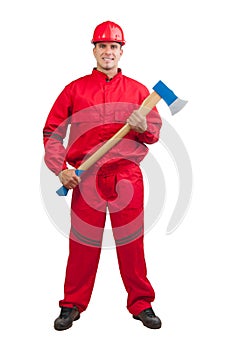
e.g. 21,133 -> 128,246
54,306 -> 80,331
133,308 -> 162,329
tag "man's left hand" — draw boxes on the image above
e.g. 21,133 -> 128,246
127,110 -> 147,133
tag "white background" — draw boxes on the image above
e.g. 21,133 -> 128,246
0,0 -> 232,348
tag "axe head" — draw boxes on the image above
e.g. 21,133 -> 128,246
153,80 -> 188,115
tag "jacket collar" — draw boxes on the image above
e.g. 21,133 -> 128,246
92,68 -> 122,82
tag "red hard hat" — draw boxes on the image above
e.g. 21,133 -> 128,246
91,21 -> 126,46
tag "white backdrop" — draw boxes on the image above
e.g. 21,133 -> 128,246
0,0 -> 232,349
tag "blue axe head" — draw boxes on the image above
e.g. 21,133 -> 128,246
153,80 -> 188,115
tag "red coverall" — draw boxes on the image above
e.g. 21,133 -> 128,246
43,68 -> 162,315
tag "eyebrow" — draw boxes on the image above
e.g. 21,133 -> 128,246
98,43 -> 119,49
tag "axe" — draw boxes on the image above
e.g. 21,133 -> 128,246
56,80 -> 187,196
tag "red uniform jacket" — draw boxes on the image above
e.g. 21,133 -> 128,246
43,69 -> 162,175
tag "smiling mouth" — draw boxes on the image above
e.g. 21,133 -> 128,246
103,57 -> 114,61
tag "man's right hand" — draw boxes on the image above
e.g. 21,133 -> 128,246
58,169 -> 81,189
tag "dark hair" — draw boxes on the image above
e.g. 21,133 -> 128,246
93,42 -> 123,48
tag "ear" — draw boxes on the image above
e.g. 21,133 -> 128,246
93,46 -> 97,58
119,48 -> 123,59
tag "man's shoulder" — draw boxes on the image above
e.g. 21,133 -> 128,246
122,74 -> 149,92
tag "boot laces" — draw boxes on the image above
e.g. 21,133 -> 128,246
60,307 -> 73,319
144,308 -> 156,318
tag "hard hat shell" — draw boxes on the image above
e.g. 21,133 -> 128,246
91,21 -> 126,46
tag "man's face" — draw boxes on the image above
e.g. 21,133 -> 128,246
93,42 -> 123,72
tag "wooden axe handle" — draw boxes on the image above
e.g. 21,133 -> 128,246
78,91 -> 161,171
56,91 -> 161,196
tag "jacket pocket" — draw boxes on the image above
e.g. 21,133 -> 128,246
72,108 -> 101,123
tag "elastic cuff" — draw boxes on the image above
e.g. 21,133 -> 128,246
128,302 -> 153,316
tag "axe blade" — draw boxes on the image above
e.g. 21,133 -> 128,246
153,80 -> 188,115
169,98 -> 188,116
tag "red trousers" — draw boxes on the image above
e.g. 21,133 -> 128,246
59,160 -> 155,315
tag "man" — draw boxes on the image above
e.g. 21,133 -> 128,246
43,21 -> 162,330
